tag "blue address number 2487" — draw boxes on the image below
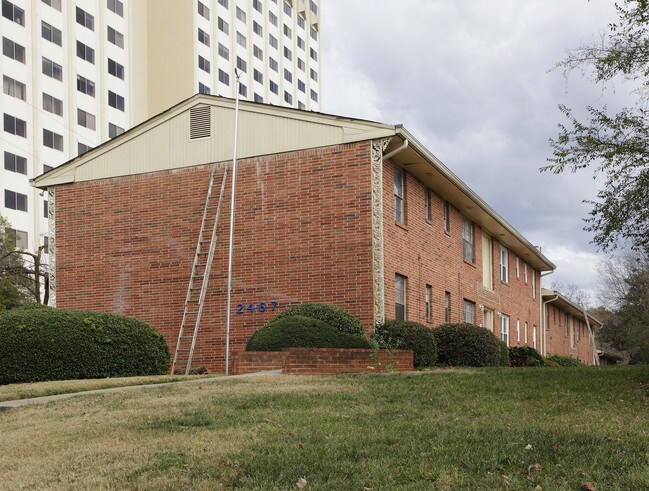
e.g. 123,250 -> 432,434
236,301 -> 279,314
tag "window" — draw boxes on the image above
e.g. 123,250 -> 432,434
2,1 -> 24,26
462,218 -> 474,263
269,80 -> 278,94
444,292 -> 451,323
499,245 -> 508,282
239,83 -> 247,97
108,91 -> 124,111
218,43 -> 229,60
269,34 -> 278,49
253,45 -> 263,60
563,313 -> 568,337
463,299 -> 475,324
284,91 -> 292,104
310,89 -> 318,102
3,37 -> 25,63
254,93 -> 263,103
4,152 -> 26,174
43,200 -> 49,218
198,55 -> 210,73
217,0 -> 228,7
310,68 -> 318,82
484,309 -> 494,332
42,21 -> 62,46
237,7 -> 247,23
198,82 -> 211,94
43,164 -> 53,173
532,325 -> 538,349
310,47 -> 318,61
43,57 -> 62,81
77,75 -> 95,96
395,274 -> 407,321
283,1 -> 292,15
482,232 -> 493,289
425,285 -> 432,321
298,101 -> 305,110
524,262 -> 528,283
269,11 -> 278,26
236,31 -> 246,47
218,17 -> 229,34
77,109 -> 96,130
297,79 -> 305,92
6,228 -> 28,249
443,201 -> 450,233
283,24 -> 292,38
284,46 -> 292,61
531,269 -> 536,299
525,321 -> 528,344
108,27 -> 124,48
500,314 -> 510,346
253,0 -> 262,12
198,28 -> 210,47
43,235 -> 49,253
43,93 -> 63,116
5,190 -> 27,211
3,76 -> 25,100
236,56 -> 247,72
297,12 -> 305,28
198,1 -> 210,19
284,68 -> 292,82
78,142 -> 91,154
254,69 -> 263,84
108,0 -> 124,16
515,256 -> 520,279
516,319 -> 521,343
3,114 -> 26,137
309,0 -> 318,15
76,41 -> 95,63
310,25 -> 318,41
109,123 -> 124,138
422,187 -> 431,221
269,57 -> 278,71
42,0 -> 61,10
253,21 -> 262,36
76,7 -> 94,30
108,58 -> 124,79
394,167 -> 405,224
297,36 -> 305,50
218,69 -> 230,86
43,129 -> 63,150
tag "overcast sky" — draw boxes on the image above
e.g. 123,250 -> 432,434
321,0 -> 632,301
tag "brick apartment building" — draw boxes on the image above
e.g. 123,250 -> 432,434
542,288 -> 600,365
34,94 -> 557,373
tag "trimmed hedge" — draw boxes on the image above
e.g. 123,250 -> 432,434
246,315 -> 372,351
372,320 -> 437,367
509,346 -> 544,367
544,354 -> 584,367
433,323 -> 507,367
271,303 -> 365,337
0,308 -> 170,384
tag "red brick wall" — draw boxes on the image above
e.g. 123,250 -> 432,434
234,348 -> 413,375
382,159 -> 542,348
54,142 -> 376,373
545,303 -> 595,365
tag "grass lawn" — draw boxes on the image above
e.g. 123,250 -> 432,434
1,366 -> 648,490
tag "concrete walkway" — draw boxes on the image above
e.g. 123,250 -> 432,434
0,370 -> 282,411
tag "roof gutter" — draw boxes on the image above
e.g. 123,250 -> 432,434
383,138 -> 409,161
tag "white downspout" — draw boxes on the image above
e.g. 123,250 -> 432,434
582,309 -> 598,366
540,270 -> 555,356
383,139 -> 409,162
542,294 -> 559,357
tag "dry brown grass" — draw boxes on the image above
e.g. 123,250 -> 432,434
0,376 -> 345,490
0,374 -> 219,402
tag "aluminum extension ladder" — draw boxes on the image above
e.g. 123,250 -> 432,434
171,165 -> 228,374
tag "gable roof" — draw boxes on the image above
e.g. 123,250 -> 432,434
32,94 -> 555,271
542,288 -> 602,327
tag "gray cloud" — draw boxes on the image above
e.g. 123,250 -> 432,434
322,0 -> 635,294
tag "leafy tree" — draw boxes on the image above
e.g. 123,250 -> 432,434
0,215 -> 49,308
542,1 -> 649,252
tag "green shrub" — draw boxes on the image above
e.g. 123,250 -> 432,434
509,346 -> 544,367
433,323 -> 506,367
246,315 -> 372,351
271,303 -> 365,337
372,320 -> 437,367
499,341 -> 511,367
544,354 -> 584,367
0,308 -> 170,384
629,344 -> 649,365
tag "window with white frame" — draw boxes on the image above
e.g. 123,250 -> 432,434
524,262 -> 528,283
3,1 -> 24,25
524,321 -> 528,344
425,285 -> 432,321
443,201 -> 450,233
484,309 -> 494,332
43,57 -> 62,80
444,292 -> 451,323
532,325 -> 537,349
499,245 -> 508,283
500,314 -> 510,346
463,299 -> 476,324
515,256 -> 520,279
532,268 -> 536,299
395,274 -> 406,321
516,319 -> 520,342
462,218 -> 474,263
3,76 -> 25,100
394,167 -> 405,224
424,187 -> 431,221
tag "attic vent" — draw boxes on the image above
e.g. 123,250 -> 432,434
190,105 -> 211,139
